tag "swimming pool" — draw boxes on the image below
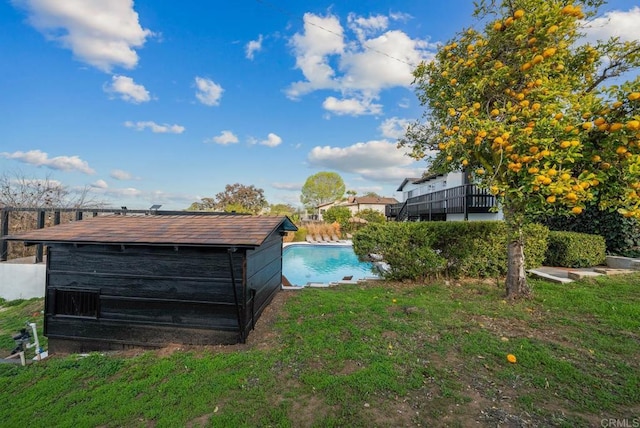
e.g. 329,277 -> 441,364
282,244 -> 377,286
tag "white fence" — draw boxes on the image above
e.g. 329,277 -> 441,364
0,259 -> 46,301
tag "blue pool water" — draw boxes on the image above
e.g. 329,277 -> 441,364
282,244 -> 377,286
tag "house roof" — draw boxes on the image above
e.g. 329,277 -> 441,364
353,196 -> 399,205
6,214 -> 297,248
396,177 -> 421,192
397,173 -> 447,191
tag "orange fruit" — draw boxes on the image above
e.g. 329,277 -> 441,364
547,195 -> 556,203
629,92 -> 640,101
514,10 -> 525,19
571,206 -> 583,214
561,5 -> 575,15
627,120 -> 640,130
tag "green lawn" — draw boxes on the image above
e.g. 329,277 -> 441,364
1,274 -> 639,427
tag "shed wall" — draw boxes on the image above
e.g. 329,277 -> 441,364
45,244 -> 246,350
245,230 -> 284,328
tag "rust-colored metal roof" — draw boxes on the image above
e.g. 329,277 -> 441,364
6,214 -> 297,247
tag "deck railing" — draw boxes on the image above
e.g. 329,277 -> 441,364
386,184 -> 496,221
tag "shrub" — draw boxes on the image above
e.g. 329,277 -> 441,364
323,206 -> 351,227
355,209 -> 386,224
353,221 -> 549,280
291,227 -> 307,242
544,231 -> 606,268
531,206 -> 640,257
353,222 -> 445,280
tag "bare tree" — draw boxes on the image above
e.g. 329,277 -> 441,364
1,170 -> 104,259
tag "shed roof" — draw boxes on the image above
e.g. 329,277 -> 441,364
6,214 -> 297,248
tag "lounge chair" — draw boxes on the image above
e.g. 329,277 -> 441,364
331,234 -> 340,242
322,234 -> 331,242
315,234 -> 325,242
305,235 -> 316,243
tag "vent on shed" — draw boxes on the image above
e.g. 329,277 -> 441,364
55,290 -> 99,318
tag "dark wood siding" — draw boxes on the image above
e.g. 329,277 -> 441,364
45,244 -> 247,348
245,230 -> 283,332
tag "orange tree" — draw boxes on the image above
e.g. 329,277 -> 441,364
400,0 -> 640,298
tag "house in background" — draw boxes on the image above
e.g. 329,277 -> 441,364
388,171 -> 501,222
316,196 -> 399,221
7,213 -> 297,353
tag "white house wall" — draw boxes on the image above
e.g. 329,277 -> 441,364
447,212 -> 504,222
403,172 -> 465,201
0,261 -> 46,300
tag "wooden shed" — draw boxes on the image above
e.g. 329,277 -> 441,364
7,214 -> 297,353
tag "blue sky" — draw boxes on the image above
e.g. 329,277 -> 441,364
1,1 -> 639,210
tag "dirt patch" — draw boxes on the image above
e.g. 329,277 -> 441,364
185,412 -> 213,428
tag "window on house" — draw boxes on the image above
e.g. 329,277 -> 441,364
55,289 -> 99,318
408,190 -> 414,198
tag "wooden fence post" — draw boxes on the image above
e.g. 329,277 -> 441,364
1,209 -> 9,262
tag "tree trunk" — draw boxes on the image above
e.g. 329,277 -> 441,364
503,199 -> 530,299
506,238 -> 530,299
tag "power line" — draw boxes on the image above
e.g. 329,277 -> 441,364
255,0 -> 419,67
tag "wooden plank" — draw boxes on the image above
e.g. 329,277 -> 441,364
46,318 -> 241,349
98,298 -> 238,327
50,245 -> 240,278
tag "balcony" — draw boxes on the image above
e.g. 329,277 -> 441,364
386,184 -> 496,221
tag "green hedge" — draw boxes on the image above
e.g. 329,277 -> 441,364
544,231 -> 606,268
353,221 -> 549,280
531,207 -> 640,257
292,227 -> 307,242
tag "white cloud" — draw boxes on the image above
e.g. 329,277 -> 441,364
105,75 -> 151,103
582,7 -> 640,44
15,0 -> 152,72
322,95 -> 382,116
287,13 -> 345,98
347,13 -> 388,42
194,76 -> 223,106
207,130 -> 239,145
272,182 -> 302,191
307,140 -> 421,182
245,34 -> 263,60
124,120 -> 185,134
286,12 -> 435,115
91,179 -> 108,189
260,133 -> 283,147
340,30 -> 432,91
398,98 -> 410,109
379,117 -> 411,139
389,11 -> 412,22
110,169 -> 133,180
1,149 -> 95,174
